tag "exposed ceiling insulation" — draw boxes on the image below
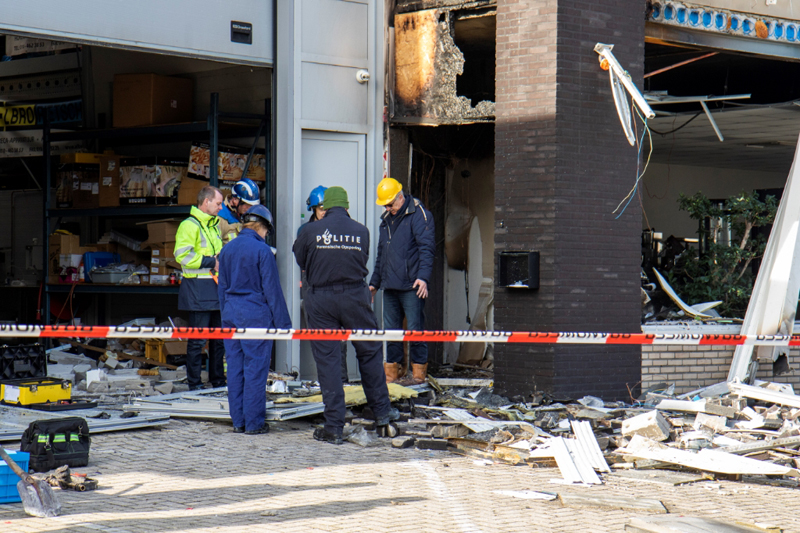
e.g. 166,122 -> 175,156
646,103 -> 800,173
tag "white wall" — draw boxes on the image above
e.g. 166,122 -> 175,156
641,163 -> 788,239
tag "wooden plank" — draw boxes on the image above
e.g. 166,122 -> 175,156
559,493 -> 666,513
57,338 -> 178,369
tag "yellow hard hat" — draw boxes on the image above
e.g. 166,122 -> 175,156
376,177 -> 402,205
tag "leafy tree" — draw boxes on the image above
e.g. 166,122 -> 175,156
671,191 -> 777,317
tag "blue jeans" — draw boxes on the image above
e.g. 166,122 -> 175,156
383,289 -> 428,365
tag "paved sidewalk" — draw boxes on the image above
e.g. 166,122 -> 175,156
1,419 -> 799,532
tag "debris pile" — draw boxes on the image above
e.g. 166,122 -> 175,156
393,377 -> 800,486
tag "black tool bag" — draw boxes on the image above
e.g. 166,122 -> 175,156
19,417 -> 91,472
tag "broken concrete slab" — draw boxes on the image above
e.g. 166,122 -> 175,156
558,492 -> 666,513
493,490 -> 557,501
622,410 -> 671,442
694,412 -> 728,433
153,382 -> 174,395
392,436 -> 416,449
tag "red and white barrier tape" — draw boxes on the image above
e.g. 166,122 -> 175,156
0,325 -> 798,346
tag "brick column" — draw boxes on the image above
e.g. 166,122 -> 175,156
494,0 -> 644,400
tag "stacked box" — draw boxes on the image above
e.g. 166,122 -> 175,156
98,154 -> 122,207
56,153 -> 102,209
138,219 -> 181,284
113,74 -> 193,128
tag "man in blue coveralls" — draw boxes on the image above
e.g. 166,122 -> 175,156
292,186 -> 398,444
218,204 -> 291,435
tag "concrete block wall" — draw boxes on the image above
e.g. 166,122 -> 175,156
641,346 -> 800,394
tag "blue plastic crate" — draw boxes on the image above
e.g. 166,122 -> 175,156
0,450 -> 29,504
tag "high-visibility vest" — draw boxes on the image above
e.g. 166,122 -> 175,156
174,206 -> 223,279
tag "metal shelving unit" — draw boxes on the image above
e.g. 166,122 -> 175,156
42,93 -> 272,324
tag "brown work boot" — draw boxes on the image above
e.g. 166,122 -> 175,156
384,362 -> 399,384
411,363 -> 428,384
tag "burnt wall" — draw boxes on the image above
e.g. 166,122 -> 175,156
494,0 -> 644,400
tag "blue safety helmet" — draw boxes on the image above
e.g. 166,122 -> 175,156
306,185 -> 327,212
242,204 -> 274,231
232,178 -> 260,205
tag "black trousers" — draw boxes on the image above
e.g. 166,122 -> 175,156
305,284 -> 391,433
186,310 -> 226,389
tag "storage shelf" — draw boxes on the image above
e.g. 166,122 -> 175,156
49,122 -> 263,145
49,205 -> 192,218
46,284 -> 180,295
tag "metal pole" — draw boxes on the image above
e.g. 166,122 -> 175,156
43,115 -> 51,326
209,93 -> 219,187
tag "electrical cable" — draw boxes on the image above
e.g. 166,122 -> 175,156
648,112 -> 702,135
614,109 -> 653,219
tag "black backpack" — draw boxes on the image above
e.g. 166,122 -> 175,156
20,417 -> 91,472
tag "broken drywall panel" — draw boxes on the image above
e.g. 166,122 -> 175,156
393,8 -> 494,124
619,434 -> 800,477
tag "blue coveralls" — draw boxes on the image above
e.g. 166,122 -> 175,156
218,228 -> 291,432
292,207 -> 392,435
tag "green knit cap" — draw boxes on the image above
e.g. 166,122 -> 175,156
322,186 -> 349,209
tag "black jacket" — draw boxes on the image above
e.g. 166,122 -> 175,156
369,193 -> 435,291
292,207 -> 370,288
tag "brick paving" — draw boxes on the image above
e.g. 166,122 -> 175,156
2,419 -> 800,532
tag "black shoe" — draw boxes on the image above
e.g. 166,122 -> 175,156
188,385 -> 204,391
375,407 -> 400,426
233,426 -> 245,434
313,427 -> 343,445
245,424 -> 270,435
211,382 -> 227,389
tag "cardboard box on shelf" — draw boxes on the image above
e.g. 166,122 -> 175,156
177,176 -> 206,206
49,234 -> 80,254
137,219 -> 182,246
113,74 -> 193,128
98,154 -> 122,207
56,154 -> 102,209
188,142 -> 266,182
119,158 -> 187,206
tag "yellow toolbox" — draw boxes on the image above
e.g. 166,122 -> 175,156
1,378 -> 72,406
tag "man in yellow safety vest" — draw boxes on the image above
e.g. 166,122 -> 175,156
174,186 -> 226,391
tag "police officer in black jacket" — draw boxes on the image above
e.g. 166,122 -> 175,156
292,186 -> 398,444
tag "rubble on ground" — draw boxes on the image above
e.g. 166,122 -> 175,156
383,375 -> 800,487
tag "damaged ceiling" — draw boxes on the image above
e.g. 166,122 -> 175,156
645,43 -> 800,172
648,104 -> 800,172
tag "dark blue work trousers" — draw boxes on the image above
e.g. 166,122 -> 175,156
305,284 -> 391,434
383,289 -> 428,365
186,310 -> 226,389
224,338 -> 272,432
